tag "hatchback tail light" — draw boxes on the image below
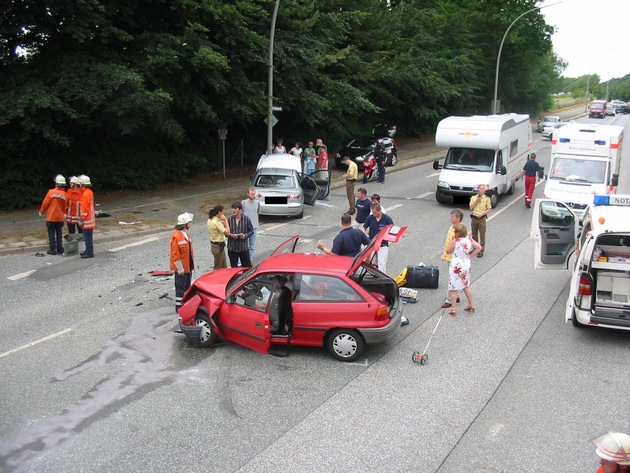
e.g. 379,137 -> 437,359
578,273 -> 592,295
375,306 -> 390,321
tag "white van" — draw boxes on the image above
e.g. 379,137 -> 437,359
433,114 -> 532,208
543,123 -> 623,220
530,194 -> 630,331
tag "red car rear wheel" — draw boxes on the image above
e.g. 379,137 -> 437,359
326,329 -> 365,362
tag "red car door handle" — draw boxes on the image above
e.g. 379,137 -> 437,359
255,322 -> 263,327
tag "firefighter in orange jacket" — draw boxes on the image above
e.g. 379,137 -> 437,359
170,213 -> 194,311
65,176 -> 83,234
78,175 -> 95,258
39,174 -> 68,255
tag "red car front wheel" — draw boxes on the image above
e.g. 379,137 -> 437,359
195,313 -> 218,347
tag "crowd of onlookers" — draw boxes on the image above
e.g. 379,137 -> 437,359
274,138 -> 329,173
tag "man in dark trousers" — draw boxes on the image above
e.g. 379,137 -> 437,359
39,174 -> 68,255
374,141 -> 386,184
354,188 -> 371,227
170,212 -> 194,312
317,214 -> 370,257
522,152 -> 542,208
226,201 -> 253,268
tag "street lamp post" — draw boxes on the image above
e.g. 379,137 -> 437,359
266,0 -> 281,154
492,2 -> 559,114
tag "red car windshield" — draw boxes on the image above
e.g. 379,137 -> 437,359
226,266 -> 257,293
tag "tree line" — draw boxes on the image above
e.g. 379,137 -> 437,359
1,0 -> 567,209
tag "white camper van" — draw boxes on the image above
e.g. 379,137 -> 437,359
543,123 -> 624,220
433,114 -> 532,208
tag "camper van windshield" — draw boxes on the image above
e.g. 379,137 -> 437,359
444,148 -> 495,171
549,157 -> 606,184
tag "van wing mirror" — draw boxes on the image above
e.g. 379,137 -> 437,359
498,165 -> 507,176
611,174 -> 619,187
432,160 -> 441,171
537,167 -> 545,179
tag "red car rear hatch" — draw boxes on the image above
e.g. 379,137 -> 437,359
346,224 -> 407,278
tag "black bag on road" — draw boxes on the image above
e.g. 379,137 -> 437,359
406,265 -> 439,289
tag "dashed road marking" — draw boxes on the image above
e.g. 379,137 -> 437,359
0,328 -> 74,359
387,204 -> 404,212
413,192 -> 433,199
259,215 -> 312,234
109,236 -> 160,252
7,270 -> 36,281
427,172 -> 440,178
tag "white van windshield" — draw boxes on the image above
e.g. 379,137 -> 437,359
549,157 -> 606,184
443,148 -> 495,171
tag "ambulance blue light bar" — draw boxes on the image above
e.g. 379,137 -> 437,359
593,195 -> 630,206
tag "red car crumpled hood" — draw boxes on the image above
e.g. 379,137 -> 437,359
179,267 -> 244,325
188,267 -> 244,301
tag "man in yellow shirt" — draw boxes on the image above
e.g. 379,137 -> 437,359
207,205 -> 231,269
342,156 -> 358,215
469,184 -> 491,258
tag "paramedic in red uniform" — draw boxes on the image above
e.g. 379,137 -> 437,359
522,153 -> 541,208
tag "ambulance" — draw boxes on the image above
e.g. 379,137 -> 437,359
543,123 -> 624,220
433,114 -> 532,208
530,194 -> 630,330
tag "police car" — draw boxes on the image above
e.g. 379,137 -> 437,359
530,194 -> 630,330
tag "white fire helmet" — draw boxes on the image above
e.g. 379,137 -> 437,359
54,174 -> 67,186
80,175 -> 92,186
593,432 -> 630,465
69,176 -> 80,185
177,212 -> 194,225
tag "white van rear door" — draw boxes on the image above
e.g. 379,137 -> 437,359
530,199 -> 579,269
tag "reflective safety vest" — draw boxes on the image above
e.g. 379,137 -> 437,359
79,187 -> 95,230
40,187 -> 67,222
66,187 -> 82,223
170,229 -> 194,273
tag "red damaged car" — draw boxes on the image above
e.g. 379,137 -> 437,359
177,225 -> 407,361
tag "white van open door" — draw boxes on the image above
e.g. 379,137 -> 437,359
530,199 -> 579,269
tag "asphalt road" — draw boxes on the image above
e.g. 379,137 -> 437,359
0,112 -> 629,473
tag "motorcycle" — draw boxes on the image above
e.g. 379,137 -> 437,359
359,152 -> 379,183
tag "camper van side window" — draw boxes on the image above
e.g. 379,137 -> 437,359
510,140 -> 518,158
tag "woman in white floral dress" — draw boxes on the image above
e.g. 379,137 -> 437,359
445,223 -> 482,315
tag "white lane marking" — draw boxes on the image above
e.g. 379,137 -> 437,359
427,172 -> 440,178
109,236 -> 160,252
489,180 -> 545,221
387,204 -> 404,212
315,201 -> 335,208
7,270 -> 36,281
0,328 -> 74,359
412,192 -> 433,199
259,215 -> 312,234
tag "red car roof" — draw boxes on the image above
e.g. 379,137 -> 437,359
256,253 -> 353,274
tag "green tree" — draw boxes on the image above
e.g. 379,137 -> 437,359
0,0 -> 566,210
